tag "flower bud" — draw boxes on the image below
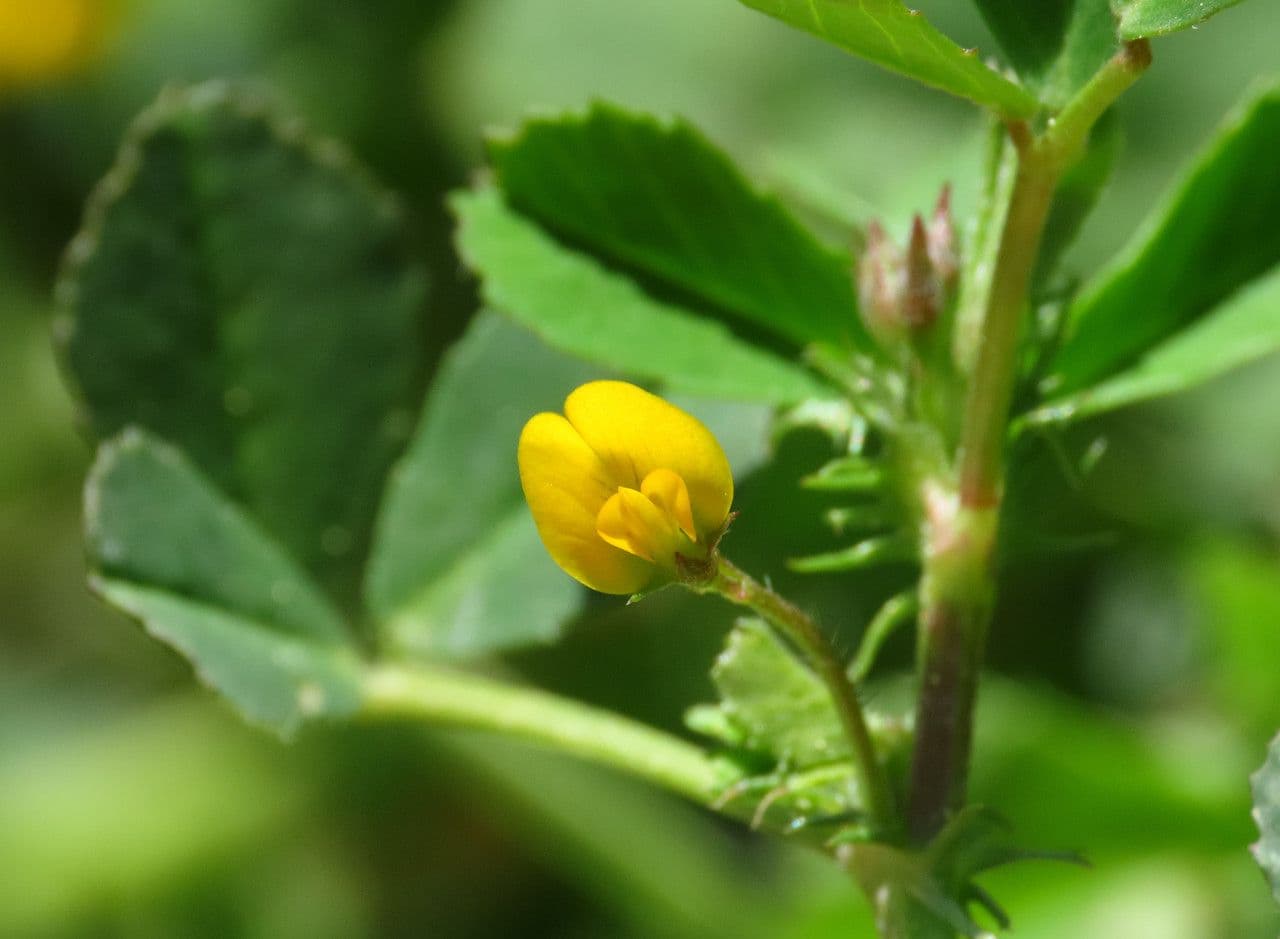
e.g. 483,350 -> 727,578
854,186 -> 959,352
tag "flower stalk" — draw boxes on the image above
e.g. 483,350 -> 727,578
704,555 -> 899,837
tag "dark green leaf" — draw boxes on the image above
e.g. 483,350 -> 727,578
738,0 -> 1038,117
489,104 -> 864,351
366,312 -> 594,658
1045,81 -> 1280,394
451,187 -> 831,404
86,431 -> 361,735
1025,265 -> 1280,426
972,0 -> 1120,107
1114,0 -> 1247,38
58,83 -> 427,588
1252,731 -> 1280,904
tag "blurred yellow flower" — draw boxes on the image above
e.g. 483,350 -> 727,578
518,381 -> 734,595
0,0 -> 105,89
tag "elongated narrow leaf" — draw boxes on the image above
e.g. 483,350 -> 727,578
451,188 -> 831,404
58,83 -> 427,587
366,312 -> 593,658
972,0 -> 1119,107
1252,731 -> 1280,904
1114,0 -> 1247,38
1046,81 -> 1280,394
87,431 -> 361,735
1024,265 -> 1280,426
489,104 -> 864,351
738,0 -> 1038,117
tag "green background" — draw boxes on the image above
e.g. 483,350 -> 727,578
3,0 -> 1279,935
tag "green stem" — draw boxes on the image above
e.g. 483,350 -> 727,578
908,40 -> 1152,845
957,39 -> 1152,509
359,662 -> 722,804
707,556 -> 898,836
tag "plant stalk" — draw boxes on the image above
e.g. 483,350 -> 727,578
708,556 -> 898,836
360,662 -> 723,804
906,40 -> 1152,847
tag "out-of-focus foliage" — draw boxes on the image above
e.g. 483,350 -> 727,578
367,311 -> 592,659
4,0 -> 1280,937
1255,733 -> 1280,904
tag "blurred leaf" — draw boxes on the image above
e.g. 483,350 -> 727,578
489,104 -> 865,351
86,430 -> 361,735
366,312 -> 592,659
446,734 -> 789,939
1114,0 -> 1247,38
58,82 -> 427,588
0,698 -> 304,936
973,679 -> 1252,855
451,187 -> 831,403
709,618 -> 845,767
1189,541 -> 1280,736
1253,731 -> 1280,904
1035,109 -> 1123,287
1024,265 -> 1280,426
737,0 -> 1038,117
1045,80 -> 1280,395
972,0 -> 1119,107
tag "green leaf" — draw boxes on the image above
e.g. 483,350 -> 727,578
58,83 -> 427,588
1252,731 -> 1280,904
738,0 -> 1038,117
86,430 -> 361,735
1045,81 -> 1280,395
1114,0 -> 1247,38
972,0 -> 1120,107
488,104 -> 864,351
1025,265 -> 1280,426
708,618 -> 846,768
366,312 -> 594,658
451,187 -> 831,404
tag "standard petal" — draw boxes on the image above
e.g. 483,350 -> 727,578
563,381 -> 733,537
518,412 -> 651,595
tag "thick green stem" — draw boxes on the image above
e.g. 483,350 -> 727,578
360,662 -> 722,804
957,39 -> 1152,509
907,41 -> 1152,847
708,556 -> 898,836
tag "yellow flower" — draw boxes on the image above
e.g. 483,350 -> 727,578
0,0 -> 106,89
519,381 -> 734,595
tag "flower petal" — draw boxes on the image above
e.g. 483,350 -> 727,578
564,381 -> 733,537
518,412 -> 652,595
640,468 -> 696,541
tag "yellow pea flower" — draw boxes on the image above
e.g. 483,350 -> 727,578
518,381 -> 734,595
0,0 -> 106,90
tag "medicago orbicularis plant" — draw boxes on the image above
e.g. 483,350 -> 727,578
55,0 -> 1280,935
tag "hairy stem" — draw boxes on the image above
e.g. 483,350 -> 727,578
708,556 -> 898,836
907,40 -> 1152,845
360,662 -> 722,803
